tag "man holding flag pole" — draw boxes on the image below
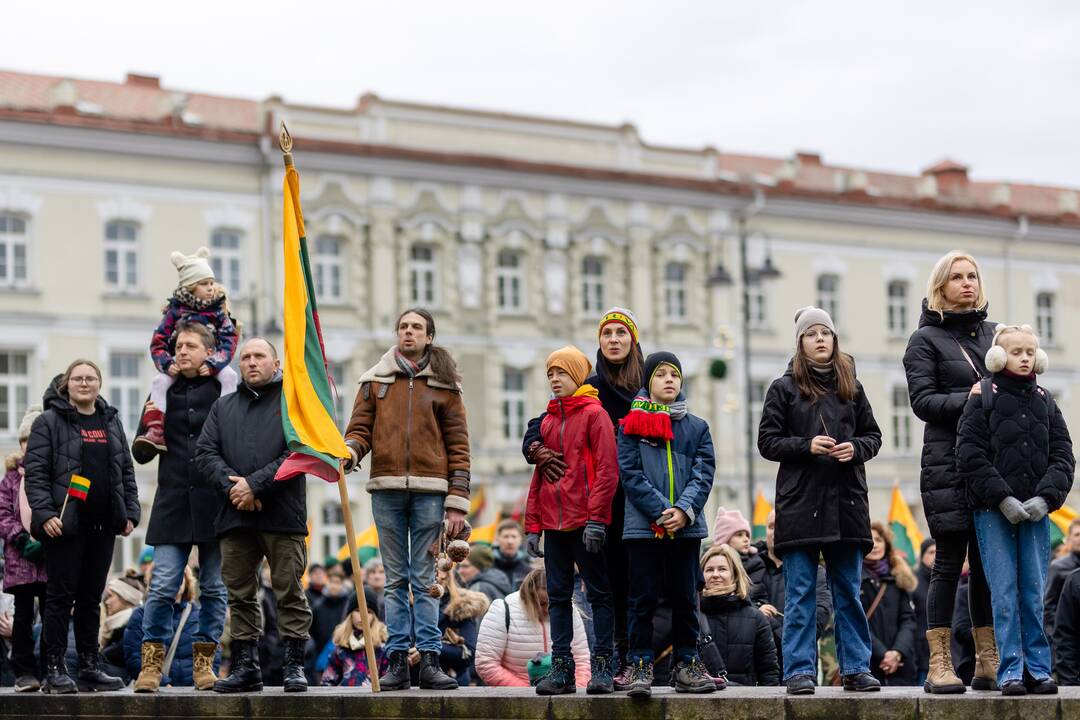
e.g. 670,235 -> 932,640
253,124 -> 385,692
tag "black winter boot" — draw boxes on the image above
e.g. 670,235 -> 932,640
379,650 -> 412,691
587,653 -> 614,694
213,640 -> 263,693
282,638 -> 308,693
76,652 -> 123,692
419,650 -> 458,690
43,653 -> 77,694
536,654 -> 576,695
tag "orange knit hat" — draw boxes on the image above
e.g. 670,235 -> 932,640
546,346 -> 592,388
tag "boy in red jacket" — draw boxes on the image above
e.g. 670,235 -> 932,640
524,346 -> 619,695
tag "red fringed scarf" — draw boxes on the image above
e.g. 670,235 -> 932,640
619,394 -> 673,441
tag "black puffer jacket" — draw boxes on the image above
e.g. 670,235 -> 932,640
467,567 -> 512,602
1052,568 -> 1080,685
957,372 -> 1074,512
911,562 -> 933,676
758,363 -> 881,555
738,550 -> 770,607
195,374 -> 301,537
861,558 -> 918,686
1045,551 -> 1080,635
903,301 -> 996,535
134,374 -> 222,545
699,593 -> 779,686
24,378 -> 140,538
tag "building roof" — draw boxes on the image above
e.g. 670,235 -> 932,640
0,68 -> 1077,226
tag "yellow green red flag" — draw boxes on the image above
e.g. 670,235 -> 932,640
1050,505 -> 1078,547
888,485 -> 924,566
752,491 -> 772,541
274,161 -> 351,483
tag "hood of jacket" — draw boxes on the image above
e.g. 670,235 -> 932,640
918,298 -> 989,331
358,347 -> 460,391
442,588 -> 491,623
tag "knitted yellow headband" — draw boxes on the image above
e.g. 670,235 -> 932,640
599,311 -> 639,344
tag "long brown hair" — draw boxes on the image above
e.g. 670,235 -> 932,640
792,335 -> 857,403
396,308 -> 461,386
606,343 -> 644,393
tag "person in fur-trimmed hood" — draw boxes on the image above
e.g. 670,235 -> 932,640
343,308 -> 469,693
861,522 -> 918,687
617,351 -> 717,698
435,566 -> 490,686
958,324 -> 1075,696
136,247 -> 240,455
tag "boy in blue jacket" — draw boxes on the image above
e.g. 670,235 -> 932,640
617,351 -> 716,698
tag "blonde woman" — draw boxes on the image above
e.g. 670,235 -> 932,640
903,251 -> 999,694
473,568 -> 590,687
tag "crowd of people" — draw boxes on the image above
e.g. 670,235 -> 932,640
0,246 -> 1076,699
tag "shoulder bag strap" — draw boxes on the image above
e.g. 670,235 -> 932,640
953,338 -> 982,381
864,584 -> 888,622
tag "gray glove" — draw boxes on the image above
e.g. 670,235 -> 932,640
583,521 -> 606,554
1023,496 -> 1050,522
526,532 -> 543,558
999,496 -> 1031,525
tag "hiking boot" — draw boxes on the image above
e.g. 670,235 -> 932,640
133,407 -> 167,455
1027,677 -> 1058,695
14,675 -> 40,692
191,642 -> 218,691
43,654 -> 76,694
379,650 -> 411,691
76,652 -> 123,692
673,656 -> 716,694
282,638 -> 308,693
586,653 -> 614,694
536,654 -> 576,695
612,661 -> 635,691
842,672 -> 881,691
133,641 -> 165,693
1001,679 -> 1027,696
786,674 -> 816,695
971,626 -> 1000,691
213,639 -> 263,693
923,628 -> 965,694
419,650 -> 458,690
626,658 -> 654,699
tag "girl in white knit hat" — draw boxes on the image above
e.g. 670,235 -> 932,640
133,247 -> 239,455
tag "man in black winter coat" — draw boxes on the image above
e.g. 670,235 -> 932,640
490,520 -> 532,592
1045,519 -> 1080,637
1052,568 -> 1080,685
195,338 -> 311,694
133,322 -> 227,692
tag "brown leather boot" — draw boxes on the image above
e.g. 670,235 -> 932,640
923,628 -> 965,694
133,641 -> 165,693
133,407 -> 167,455
971,626 -> 1000,691
192,642 -> 218,691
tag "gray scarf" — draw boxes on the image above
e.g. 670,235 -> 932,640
668,399 -> 688,421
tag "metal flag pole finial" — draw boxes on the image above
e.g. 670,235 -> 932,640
279,122 -> 294,167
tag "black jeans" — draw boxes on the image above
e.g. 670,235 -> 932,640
43,530 -> 115,657
604,485 -> 629,660
927,527 -> 993,629
544,527 -> 614,658
626,538 -> 700,663
9,582 -> 46,678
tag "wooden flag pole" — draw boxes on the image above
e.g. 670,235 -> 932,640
337,464 -> 381,693
58,492 -> 70,521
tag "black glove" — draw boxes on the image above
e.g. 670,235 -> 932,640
527,442 -> 567,483
526,532 -> 544,558
583,521 -> 606,554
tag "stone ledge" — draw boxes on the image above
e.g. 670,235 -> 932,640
0,686 -> 1077,719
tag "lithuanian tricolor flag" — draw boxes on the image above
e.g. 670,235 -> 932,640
752,491 -> 772,541
273,159 -> 351,484
888,485 -> 924,567
470,519 -> 499,545
1051,505 -> 1078,548
67,474 -> 91,501
337,524 -> 379,563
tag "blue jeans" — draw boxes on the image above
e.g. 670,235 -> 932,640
782,543 -> 872,680
143,542 -> 226,645
372,491 -> 444,653
973,509 -> 1052,684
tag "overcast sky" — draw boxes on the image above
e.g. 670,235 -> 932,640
5,1 -> 1078,187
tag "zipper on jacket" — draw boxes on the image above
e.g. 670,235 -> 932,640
405,378 -> 413,490
556,399 -> 565,530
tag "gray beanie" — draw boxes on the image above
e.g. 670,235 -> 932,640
17,404 -> 42,442
794,306 -> 836,344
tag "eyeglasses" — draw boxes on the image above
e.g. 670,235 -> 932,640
69,376 -> 100,385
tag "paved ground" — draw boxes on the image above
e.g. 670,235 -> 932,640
2,685 -> 1078,719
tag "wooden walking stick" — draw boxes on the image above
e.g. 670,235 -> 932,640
336,462 -> 381,692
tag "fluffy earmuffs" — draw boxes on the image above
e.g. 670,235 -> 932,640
984,323 -> 1049,374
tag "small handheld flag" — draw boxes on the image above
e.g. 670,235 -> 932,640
59,474 -> 91,520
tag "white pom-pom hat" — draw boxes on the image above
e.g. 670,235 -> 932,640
984,323 -> 1049,374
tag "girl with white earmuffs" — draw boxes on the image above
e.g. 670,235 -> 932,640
956,324 -> 1075,696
